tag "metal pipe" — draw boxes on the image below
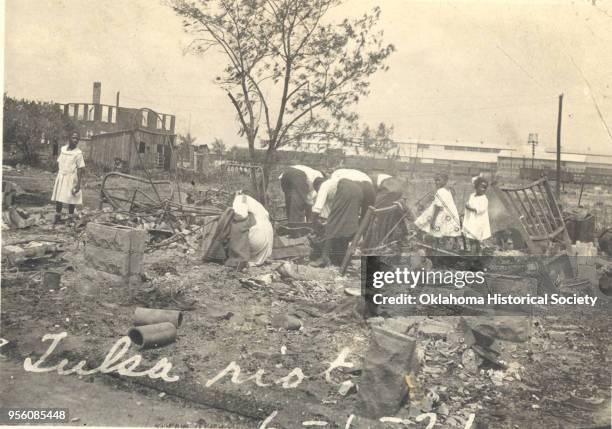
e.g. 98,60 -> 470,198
127,322 -> 177,349
578,180 -> 585,206
133,307 -> 183,328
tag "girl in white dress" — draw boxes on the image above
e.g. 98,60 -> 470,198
414,173 -> 462,247
462,176 -> 491,254
51,132 -> 85,223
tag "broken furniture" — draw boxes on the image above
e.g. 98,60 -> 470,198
99,171 -> 223,253
494,177 -> 572,254
99,171 -> 174,212
340,201 -> 413,275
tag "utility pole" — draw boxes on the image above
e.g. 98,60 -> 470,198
556,94 -> 564,199
528,133 -> 538,169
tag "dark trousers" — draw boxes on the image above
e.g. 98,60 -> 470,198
281,168 -> 310,222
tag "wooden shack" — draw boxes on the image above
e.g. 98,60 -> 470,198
88,129 -> 177,172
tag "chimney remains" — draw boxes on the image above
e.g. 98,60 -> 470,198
92,82 -> 101,104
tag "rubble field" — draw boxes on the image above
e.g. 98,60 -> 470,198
1,166 -> 611,428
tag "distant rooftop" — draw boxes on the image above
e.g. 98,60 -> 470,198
395,138 -> 515,151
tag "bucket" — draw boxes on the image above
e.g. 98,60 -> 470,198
43,271 -> 61,289
566,214 -> 595,243
133,307 -> 183,328
127,322 -> 177,349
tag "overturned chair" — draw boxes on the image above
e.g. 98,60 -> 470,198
493,177 -> 572,254
340,199 -> 414,275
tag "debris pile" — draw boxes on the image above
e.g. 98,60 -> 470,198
96,171 -> 225,253
82,222 -> 147,285
2,240 -> 64,265
1,168 -> 611,428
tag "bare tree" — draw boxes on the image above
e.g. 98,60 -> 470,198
171,0 -> 394,198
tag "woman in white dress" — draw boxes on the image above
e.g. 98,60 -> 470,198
414,173 -> 462,247
51,132 -> 85,223
232,193 -> 274,266
462,176 -> 491,254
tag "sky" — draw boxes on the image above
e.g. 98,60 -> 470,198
4,0 -> 612,156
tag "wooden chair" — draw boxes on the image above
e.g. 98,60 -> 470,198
494,177 -> 571,254
339,202 -> 411,275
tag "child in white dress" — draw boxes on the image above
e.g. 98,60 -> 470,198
51,132 -> 85,223
415,173 -> 462,247
462,176 -> 491,254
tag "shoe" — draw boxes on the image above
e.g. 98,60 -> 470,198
53,214 -> 62,224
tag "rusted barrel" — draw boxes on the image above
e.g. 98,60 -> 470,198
133,307 -> 183,328
127,322 -> 177,349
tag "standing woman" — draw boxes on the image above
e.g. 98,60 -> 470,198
51,131 -> 85,223
414,173 -> 461,247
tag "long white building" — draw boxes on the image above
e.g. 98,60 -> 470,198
277,137 -> 612,178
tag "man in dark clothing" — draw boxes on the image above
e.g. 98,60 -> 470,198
362,175 -> 412,252
279,165 -> 324,222
310,169 -> 374,267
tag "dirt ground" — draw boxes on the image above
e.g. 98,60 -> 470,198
1,166 -> 611,428
0,358 -> 254,428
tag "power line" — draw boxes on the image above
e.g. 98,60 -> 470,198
568,54 -> 612,143
445,1 -> 549,91
495,44 -> 546,90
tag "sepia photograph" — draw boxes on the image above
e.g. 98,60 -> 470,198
1,0 -> 611,428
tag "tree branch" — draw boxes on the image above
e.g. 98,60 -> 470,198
227,91 -> 250,140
